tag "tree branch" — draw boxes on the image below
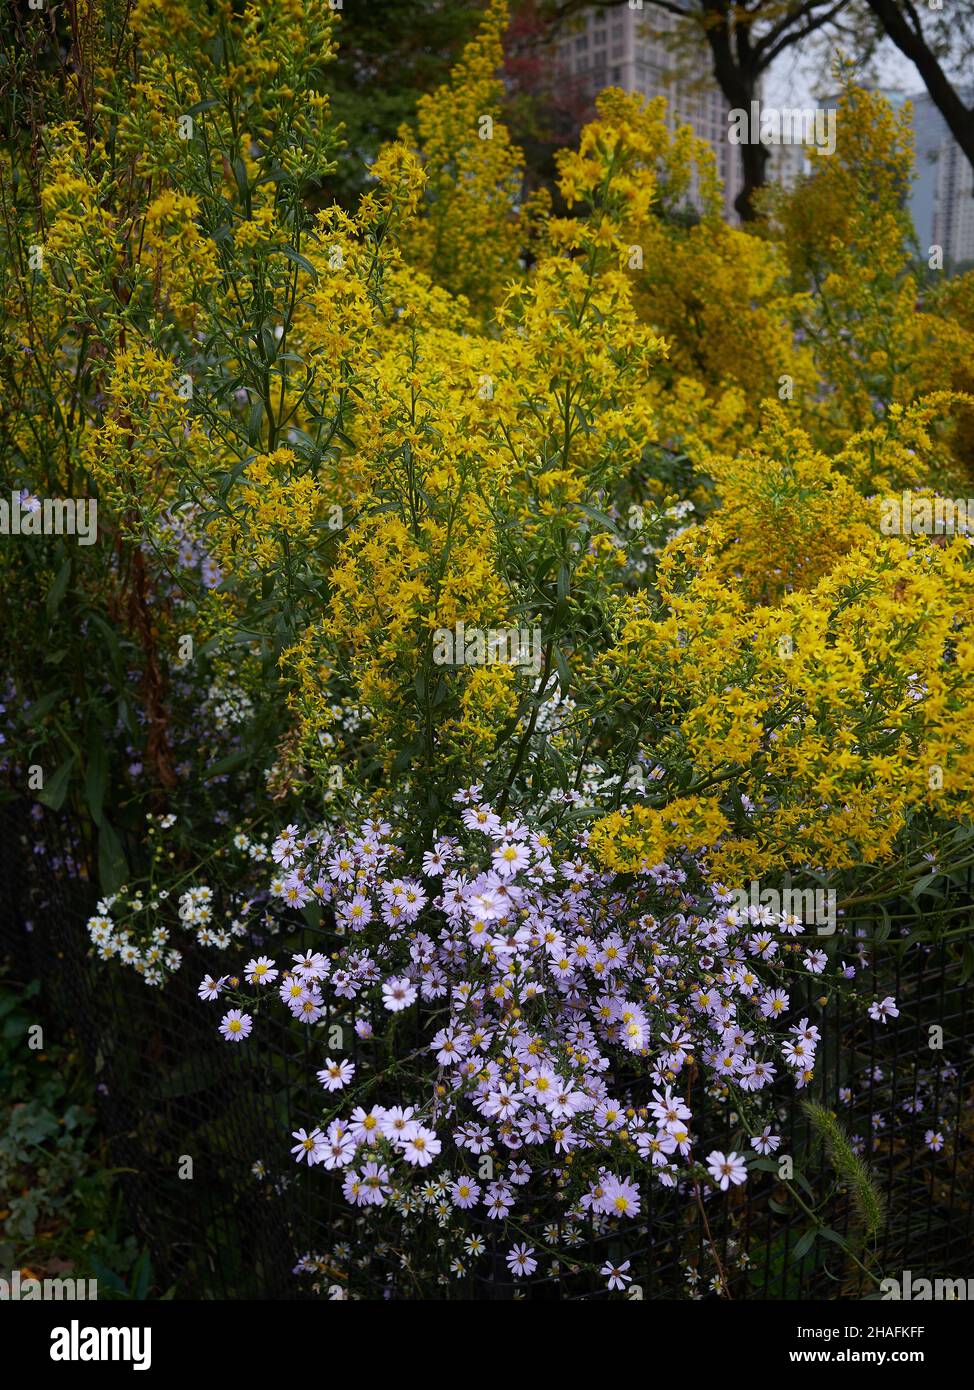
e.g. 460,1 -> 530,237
864,0 -> 974,172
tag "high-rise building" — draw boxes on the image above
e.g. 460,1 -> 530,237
550,6 -> 757,222
908,89 -> 974,268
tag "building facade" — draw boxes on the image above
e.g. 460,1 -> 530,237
909,89 -> 974,268
551,5 -> 768,222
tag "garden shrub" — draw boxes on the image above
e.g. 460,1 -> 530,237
2,0 -> 973,1297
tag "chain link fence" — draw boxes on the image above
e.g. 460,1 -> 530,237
2,800 -> 971,1299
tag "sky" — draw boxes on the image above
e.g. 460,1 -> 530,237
766,31 -> 925,110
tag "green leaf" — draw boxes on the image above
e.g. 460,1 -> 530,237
86,612 -> 126,681
232,156 -> 250,200
280,245 -> 318,280
46,556 -> 71,620
874,903 -> 892,943
87,1260 -> 127,1298
577,503 -> 621,535
546,740 -> 570,790
182,97 -> 222,116
910,872 -> 940,900
205,747 -> 249,779
98,820 -> 128,896
792,1228 -> 817,1260
85,729 -> 107,827
37,755 -> 75,810
25,691 -> 61,726
960,942 -> 974,986
286,427 -> 320,460
132,1249 -> 152,1302
392,738 -> 423,774
552,645 -> 571,694
794,1171 -> 815,1201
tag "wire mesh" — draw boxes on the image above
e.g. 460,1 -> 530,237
2,800 -> 971,1300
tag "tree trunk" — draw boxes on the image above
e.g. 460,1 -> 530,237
734,137 -> 771,222
700,0 -> 768,221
